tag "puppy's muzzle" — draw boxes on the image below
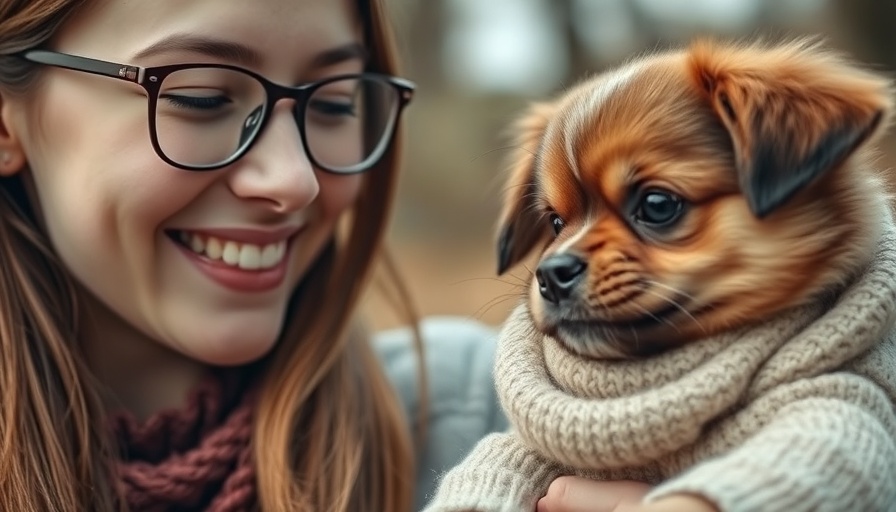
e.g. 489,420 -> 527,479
535,253 -> 587,304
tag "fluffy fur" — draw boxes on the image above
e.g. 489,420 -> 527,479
496,38 -> 893,359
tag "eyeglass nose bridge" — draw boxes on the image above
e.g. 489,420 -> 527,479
241,81 -> 317,155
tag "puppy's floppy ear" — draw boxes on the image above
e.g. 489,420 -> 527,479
496,101 -> 556,275
689,38 -> 892,218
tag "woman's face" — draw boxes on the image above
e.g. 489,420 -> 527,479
5,0 -> 366,365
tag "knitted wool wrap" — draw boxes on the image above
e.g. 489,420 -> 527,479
108,368 -> 258,512
424,218 -> 896,511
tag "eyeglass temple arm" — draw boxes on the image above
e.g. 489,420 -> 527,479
21,50 -> 142,83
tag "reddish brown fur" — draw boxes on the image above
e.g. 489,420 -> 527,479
497,38 -> 893,359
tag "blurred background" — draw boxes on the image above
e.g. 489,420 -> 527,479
362,0 -> 896,330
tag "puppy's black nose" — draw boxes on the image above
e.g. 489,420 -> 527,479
536,253 -> 587,304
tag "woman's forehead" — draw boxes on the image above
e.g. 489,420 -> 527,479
53,0 -> 364,72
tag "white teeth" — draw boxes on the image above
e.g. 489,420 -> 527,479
206,237 -> 223,259
222,241 -> 240,265
260,243 -> 281,268
178,231 -> 288,270
238,244 -> 261,270
190,235 -> 205,253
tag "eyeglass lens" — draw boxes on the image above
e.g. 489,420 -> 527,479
153,68 -> 401,172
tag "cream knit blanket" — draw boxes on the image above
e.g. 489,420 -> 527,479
423,219 -> 896,512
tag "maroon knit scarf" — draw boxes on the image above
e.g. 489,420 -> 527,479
107,368 -> 258,511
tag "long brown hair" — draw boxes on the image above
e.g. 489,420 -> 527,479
254,1 -> 420,511
0,1 -> 419,511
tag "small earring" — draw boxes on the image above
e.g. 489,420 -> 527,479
0,152 -> 9,165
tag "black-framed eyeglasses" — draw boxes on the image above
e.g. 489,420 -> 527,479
18,49 -> 415,173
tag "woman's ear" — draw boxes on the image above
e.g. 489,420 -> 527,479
0,93 -> 27,176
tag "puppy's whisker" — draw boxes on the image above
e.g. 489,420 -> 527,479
502,180 -> 540,197
628,324 -> 641,354
639,284 -> 707,334
520,264 -> 536,280
642,280 -> 718,329
605,326 -> 622,354
469,145 -> 530,164
520,195 -> 546,215
622,299 -> 681,332
644,280 -> 713,311
449,276 -> 527,290
482,278 -> 527,292
501,272 -> 533,288
472,293 -> 523,321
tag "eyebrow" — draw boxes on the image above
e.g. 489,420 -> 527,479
133,35 -> 261,65
132,34 -> 368,69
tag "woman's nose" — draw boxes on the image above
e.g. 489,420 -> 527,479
225,102 -> 319,213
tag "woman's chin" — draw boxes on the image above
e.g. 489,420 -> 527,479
176,325 -> 281,367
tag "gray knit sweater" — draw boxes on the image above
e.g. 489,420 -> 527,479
423,221 -> 896,512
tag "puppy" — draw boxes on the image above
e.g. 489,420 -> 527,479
424,38 -> 896,512
497,37 -> 892,359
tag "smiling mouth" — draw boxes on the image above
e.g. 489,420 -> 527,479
167,229 -> 290,271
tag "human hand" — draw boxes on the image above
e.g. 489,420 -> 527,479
535,477 -> 650,512
535,476 -> 718,512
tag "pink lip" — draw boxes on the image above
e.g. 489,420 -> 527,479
169,228 -> 302,293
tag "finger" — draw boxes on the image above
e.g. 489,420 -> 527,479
537,477 -> 652,512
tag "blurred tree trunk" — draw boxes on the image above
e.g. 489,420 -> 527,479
404,0 -> 448,91
830,0 -> 896,69
556,0 -> 593,80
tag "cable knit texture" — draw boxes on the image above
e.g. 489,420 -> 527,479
423,218 -> 896,512
108,367 -> 258,512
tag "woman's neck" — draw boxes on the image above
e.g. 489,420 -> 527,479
79,292 -> 208,421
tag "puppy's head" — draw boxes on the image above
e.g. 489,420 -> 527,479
497,38 -> 893,359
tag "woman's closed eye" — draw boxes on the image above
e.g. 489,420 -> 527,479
160,92 -> 233,111
308,98 -> 357,118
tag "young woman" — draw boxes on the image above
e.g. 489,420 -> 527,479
0,0 -> 510,510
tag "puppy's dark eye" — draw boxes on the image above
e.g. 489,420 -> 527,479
634,190 -> 684,227
549,213 -> 565,235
